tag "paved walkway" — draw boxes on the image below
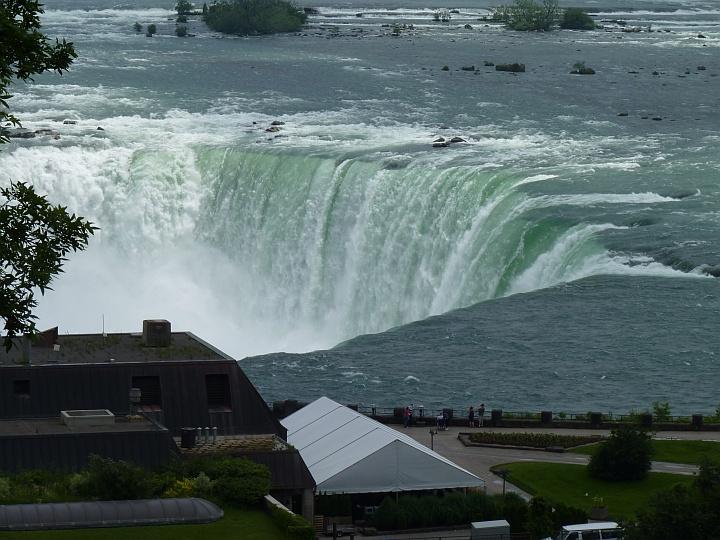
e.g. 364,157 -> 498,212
397,425 -> 718,496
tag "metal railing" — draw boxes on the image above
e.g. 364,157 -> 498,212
270,400 -> 718,426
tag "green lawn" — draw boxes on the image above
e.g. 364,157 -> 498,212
494,462 -> 692,519
0,508 -> 284,540
571,439 -> 720,465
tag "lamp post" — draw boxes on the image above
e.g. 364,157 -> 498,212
429,429 -> 436,450
495,468 -> 510,495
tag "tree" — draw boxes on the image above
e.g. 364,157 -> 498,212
133,21 -> 143,32
0,0 -> 76,141
625,460 -> 720,540
560,7 -> 596,30
1,0 -> 96,351
204,0 -> 307,35
495,0 -> 559,31
175,24 -> 188,36
588,426 -> 653,481
146,23 -> 157,36
175,0 -> 193,15
1,183 -> 96,351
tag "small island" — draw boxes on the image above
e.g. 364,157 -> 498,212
204,0 -> 307,35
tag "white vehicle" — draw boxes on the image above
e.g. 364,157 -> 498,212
544,521 -> 623,540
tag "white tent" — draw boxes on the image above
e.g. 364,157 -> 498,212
282,397 -> 485,494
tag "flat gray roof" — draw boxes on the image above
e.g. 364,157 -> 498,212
0,332 -> 228,367
0,417 -> 165,437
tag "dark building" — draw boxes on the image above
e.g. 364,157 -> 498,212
0,321 -> 315,518
0,320 -> 285,437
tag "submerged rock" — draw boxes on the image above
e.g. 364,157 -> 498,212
449,136 -> 466,143
432,141 -> 449,148
433,137 -> 446,143
265,126 -> 281,132
63,119 -> 77,125
6,128 -> 36,139
461,65 -> 475,71
617,112 -> 629,117
34,128 -> 59,136
495,63 -> 525,73
270,120 -> 285,126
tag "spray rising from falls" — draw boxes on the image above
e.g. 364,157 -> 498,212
2,139 -> 689,357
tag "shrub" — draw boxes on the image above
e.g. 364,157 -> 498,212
494,492 -> 528,532
468,432 -> 602,448
0,477 -> 10,500
204,458 -> 270,506
373,497 -> 399,530
527,497 -> 555,539
373,491 -> 529,531
163,478 -> 194,498
433,9 -> 451,22
560,7 -> 595,29
204,0 -> 307,35
176,24 -> 188,36
588,427 -> 653,481
191,472 -> 214,498
495,0 -> 559,31
269,504 -> 314,539
146,23 -> 157,36
652,401 -> 671,422
177,14 -> 188,23
571,61 -> 595,75
133,22 -> 143,32
78,455 -> 153,500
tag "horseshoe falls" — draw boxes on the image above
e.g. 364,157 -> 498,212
2,0 -> 719,412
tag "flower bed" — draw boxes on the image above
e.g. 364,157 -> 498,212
467,432 -> 603,449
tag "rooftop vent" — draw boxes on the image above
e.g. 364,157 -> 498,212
61,409 -> 115,428
142,319 -> 171,348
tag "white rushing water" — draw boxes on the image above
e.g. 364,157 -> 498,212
1,106 -> 697,357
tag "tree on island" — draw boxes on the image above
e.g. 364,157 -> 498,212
175,24 -> 188,36
146,23 -> 157,36
493,0 -> 559,31
175,0 -> 193,15
560,7 -> 596,30
0,0 -> 97,352
133,21 -> 143,32
204,0 -> 307,35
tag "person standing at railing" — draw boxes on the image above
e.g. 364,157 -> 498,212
468,406 -> 475,428
478,403 -> 486,427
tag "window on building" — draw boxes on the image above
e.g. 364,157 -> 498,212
131,376 -> 162,407
13,380 -> 30,397
205,374 -> 231,409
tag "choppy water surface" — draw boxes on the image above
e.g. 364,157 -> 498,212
1,0 -> 718,412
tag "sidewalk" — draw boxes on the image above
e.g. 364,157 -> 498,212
396,425 -> 714,495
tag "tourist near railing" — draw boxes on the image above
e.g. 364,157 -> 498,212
270,400 -> 720,430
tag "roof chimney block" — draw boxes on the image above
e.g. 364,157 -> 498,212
142,320 -> 171,347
